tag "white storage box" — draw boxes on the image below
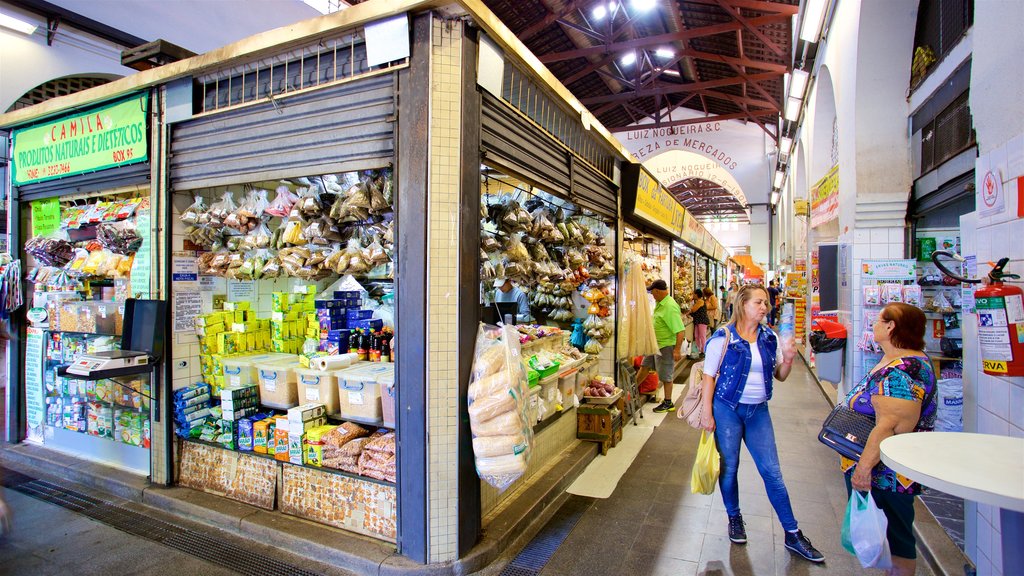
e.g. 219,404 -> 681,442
223,353 -> 292,388
539,374 -> 559,421
256,359 -> 301,409
336,363 -> 393,421
294,367 -> 340,415
379,373 -> 396,428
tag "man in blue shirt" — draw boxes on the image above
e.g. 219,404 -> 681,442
494,278 -> 532,322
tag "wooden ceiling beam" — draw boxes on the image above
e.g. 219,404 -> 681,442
696,89 -> 776,110
580,71 -> 779,105
554,17 -> 607,43
684,49 -> 788,73
518,0 -> 584,43
714,0 -> 786,57
537,13 -> 790,64
686,0 -> 799,15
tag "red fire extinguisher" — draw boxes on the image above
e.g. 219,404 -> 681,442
933,252 -> 1024,376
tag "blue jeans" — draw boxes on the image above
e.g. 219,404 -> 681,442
713,398 -> 798,531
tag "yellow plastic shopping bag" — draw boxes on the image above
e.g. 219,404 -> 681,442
690,430 -> 720,495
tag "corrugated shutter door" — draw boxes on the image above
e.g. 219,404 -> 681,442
481,92 -> 570,199
572,159 -> 617,218
480,93 -> 617,218
170,74 -> 395,190
16,162 -> 151,202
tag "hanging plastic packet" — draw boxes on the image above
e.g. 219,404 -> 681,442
26,234 -> 75,268
281,216 -> 308,246
296,185 -> 323,218
341,237 -> 371,275
242,220 -> 274,251
364,171 -> 390,214
304,215 -> 343,246
97,220 -> 143,255
207,192 -> 237,230
265,185 -> 299,218
181,195 -> 207,224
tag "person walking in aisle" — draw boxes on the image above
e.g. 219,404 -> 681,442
687,289 -> 710,358
699,284 -> 825,563
636,280 -> 686,413
767,280 -> 781,326
842,303 -> 937,576
725,280 -> 738,318
703,286 -> 720,329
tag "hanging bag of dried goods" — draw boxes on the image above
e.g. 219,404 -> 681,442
96,220 -> 143,255
180,195 -> 207,225
265,185 -> 299,218
364,171 -> 391,214
26,233 -> 76,268
206,192 -> 237,230
468,323 -> 533,491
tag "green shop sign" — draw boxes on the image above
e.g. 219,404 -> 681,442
11,94 -> 148,185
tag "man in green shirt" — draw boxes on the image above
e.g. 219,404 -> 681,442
636,279 -> 686,413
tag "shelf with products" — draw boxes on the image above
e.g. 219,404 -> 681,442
181,437 -> 395,487
479,167 -> 616,357
170,168 -> 402,518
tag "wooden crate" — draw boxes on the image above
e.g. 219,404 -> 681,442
577,395 -> 625,455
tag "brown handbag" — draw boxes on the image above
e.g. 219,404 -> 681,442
677,329 -> 730,428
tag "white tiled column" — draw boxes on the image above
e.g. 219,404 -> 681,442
425,16 -> 463,564
966,137 -> 1024,576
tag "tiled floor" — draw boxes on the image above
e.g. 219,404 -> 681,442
535,360 -> 936,576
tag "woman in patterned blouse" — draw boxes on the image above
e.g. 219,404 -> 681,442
843,303 -> 937,576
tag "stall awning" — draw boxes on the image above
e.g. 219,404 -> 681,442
732,254 -> 765,279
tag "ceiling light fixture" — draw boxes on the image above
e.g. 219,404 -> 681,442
620,52 -> 636,67
799,0 -> 828,43
592,5 -> 608,20
788,68 -> 809,99
0,12 -> 38,35
661,68 -> 681,76
655,48 -> 675,59
631,0 -> 658,12
779,136 -> 793,154
784,97 -> 802,122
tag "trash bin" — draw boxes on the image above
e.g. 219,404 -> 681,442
810,318 -> 847,384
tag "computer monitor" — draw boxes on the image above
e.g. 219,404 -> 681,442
482,302 -> 519,326
122,298 -> 167,361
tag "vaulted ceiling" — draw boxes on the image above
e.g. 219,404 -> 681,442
481,0 -> 798,138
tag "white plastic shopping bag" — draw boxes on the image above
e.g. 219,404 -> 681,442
846,491 -> 893,569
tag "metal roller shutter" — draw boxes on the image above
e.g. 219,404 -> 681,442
571,158 -> 617,218
15,162 -> 151,203
169,74 -> 395,190
481,92 -> 570,198
481,92 -> 619,218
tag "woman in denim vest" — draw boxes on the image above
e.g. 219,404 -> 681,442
698,284 -> 825,563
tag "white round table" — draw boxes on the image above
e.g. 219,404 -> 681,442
879,432 -> 1024,513
880,432 -> 1024,569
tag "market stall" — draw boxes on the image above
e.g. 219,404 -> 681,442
164,48 -> 401,540
9,92 -> 157,476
